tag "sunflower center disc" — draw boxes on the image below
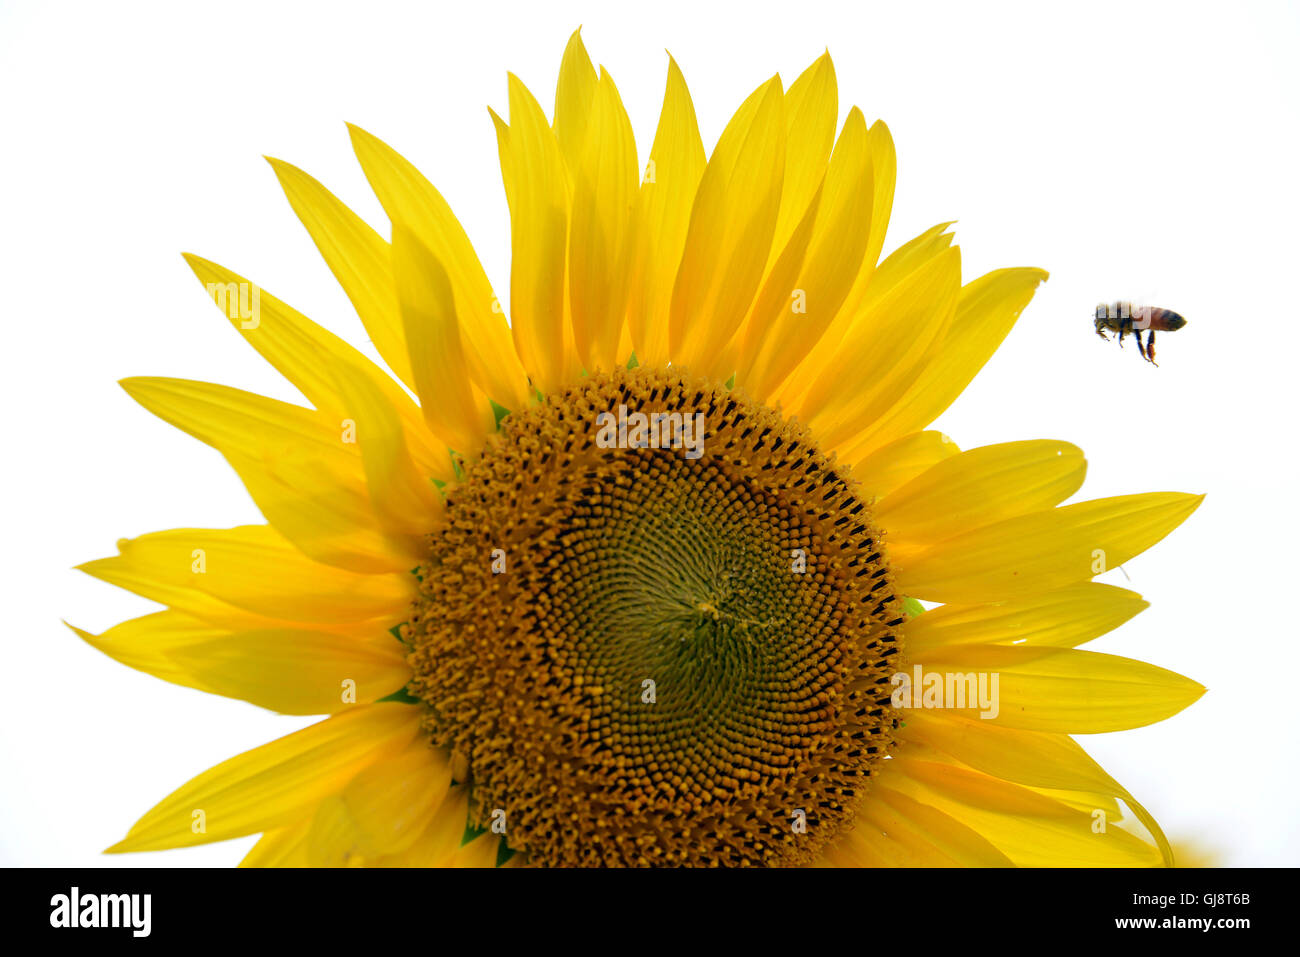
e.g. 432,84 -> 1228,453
407,367 -> 905,866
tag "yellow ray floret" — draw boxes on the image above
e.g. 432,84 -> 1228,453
903,582 -> 1150,654
669,75 -> 786,373
106,705 -> 421,854
78,524 -> 415,624
69,611 -> 410,715
897,492 -> 1205,603
625,54 -> 704,369
347,124 -> 533,412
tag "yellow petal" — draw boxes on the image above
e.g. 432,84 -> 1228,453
120,375 -> 356,470
899,733 -> 1133,821
912,643 -> 1206,733
848,266 -> 1049,455
106,704 -> 421,853
669,76 -> 785,372
877,440 -> 1086,548
347,124 -> 532,412
568,68 -> 638,371
78,525 -> 415,625
784,222 -> 953,407
851,220 -> 956,323
897,492 -> 1205,603
1034,787 -> 1122,817
625,55 -> 706,369
863,120 -> 896,274
799,246 -> 962,449
69,611 -> 409,714
237,464 -> 422,574
372,785 -> 472,866
67,611 -> 227,693
771,51 -> 837,254
818,829 -> 890,867
890,759 -> 1164,866
903,582 -> 1149,655
240,819 -> 313,867
120,377 -> 423,571
734,181 -> 823,388
330,355 -> 448,537
493,75 -> 573,393
182,253 -> 452,479
339,738 -> 453,855
789,121 -> 901,384
740,108 -> 876,398
849,430 -> 959,500
905,711 -> 1125,795
446,832 -> 502,868
552,27 -> 598,176
303,794 -> 369,866
166,627 -> 411,715
391,225 -> 495,453
853,785 -> 1013,866
264,156 -> 416,392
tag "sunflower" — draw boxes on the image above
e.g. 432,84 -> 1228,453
75,29 -> 1205,868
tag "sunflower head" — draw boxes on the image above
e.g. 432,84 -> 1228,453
77,28 -> 1204,868
406,366 -> 905,866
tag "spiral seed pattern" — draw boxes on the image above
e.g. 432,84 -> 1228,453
406,367 -> 904,866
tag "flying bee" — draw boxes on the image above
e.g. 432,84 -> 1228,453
1094,301 -> 1187,365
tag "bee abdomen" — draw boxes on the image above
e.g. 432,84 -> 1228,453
1145,307 -> 1187,331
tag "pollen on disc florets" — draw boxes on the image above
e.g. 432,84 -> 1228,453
405,366 -> 905,867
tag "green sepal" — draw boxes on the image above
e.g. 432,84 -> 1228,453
377,686 -> 421,705
490,400 -> 511,428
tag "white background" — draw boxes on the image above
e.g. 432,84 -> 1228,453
2,0 -> 1296,867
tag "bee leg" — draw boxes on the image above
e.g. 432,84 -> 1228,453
1145,330 -> 1159,366
1117,327 -> 1126,348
